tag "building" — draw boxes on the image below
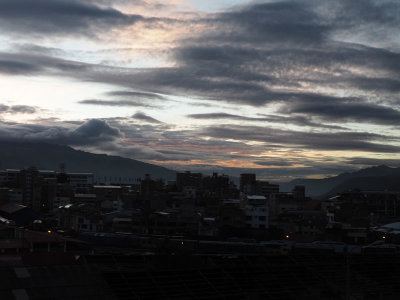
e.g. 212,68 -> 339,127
94,185 -> 123,211
202,173 -> 230,193
219,199 -> 246,229
176,171 -> 202,190
66,172 -> 94,190
239,173 -> 256,194
0,203 -> 39,226
255,180 -> 279,196
245,206 -> 269,229
267,186 -> 307,217
244,195 -> 267,206
58,203 -> 104,233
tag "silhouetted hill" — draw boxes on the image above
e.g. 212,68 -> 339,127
0,141 -> 176,180
327,172 -> 400,196
281,165 -> 400,196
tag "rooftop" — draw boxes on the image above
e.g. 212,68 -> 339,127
0,203 -> 27,214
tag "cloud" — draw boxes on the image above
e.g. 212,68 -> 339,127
0,105 -> 37,114
253,160 -> 294,167
188,112 -> 345,129
211,1 -> 330,45
72,119 -> 120,140
0,119 -> 120,146
107,90 -> 165,100
200,125 -> 400,153
13,43 -> 66,56
132,112 -> 161,123
0,52 -> 90,76
0,0 -> 145,38
0,104 -> 10,112
78,99 -> 156,108
9,105 -> 37,114
188,112 -> 265,121
0,60 -> 42,75
279,98 -> 400,125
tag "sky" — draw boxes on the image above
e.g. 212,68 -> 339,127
0,0 -> 400,182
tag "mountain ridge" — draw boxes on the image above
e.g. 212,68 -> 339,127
1,141 -> 399,196
281,165 -> 400,196
0,141 -> 176,180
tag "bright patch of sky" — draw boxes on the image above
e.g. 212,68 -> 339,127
187,0 -> 250,11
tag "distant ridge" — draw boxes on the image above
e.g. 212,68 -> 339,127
0,141 -> 176,180
281,165 -> 400,197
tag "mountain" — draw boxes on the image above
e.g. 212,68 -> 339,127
327,172 -> 400,196
281,165 -> 400,197
0,141 -> 176,180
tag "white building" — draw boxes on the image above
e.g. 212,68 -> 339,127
245,205 -> 269,229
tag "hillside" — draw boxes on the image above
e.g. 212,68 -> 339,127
0,141 -> 176,180
281,165 -> 400,196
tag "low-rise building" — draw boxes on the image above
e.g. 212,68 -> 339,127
245,205 -> 269,229
58,204 -> 104,233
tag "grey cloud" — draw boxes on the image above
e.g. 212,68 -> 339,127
107,90 -> 165,100
13,44 -> 65,56
328,0 -> 400,41
0,0 -> 144,37
132,112 -> 161,124
10,105 -> 37,114
188,113 -> 265,121
254,160 -> 293,167
72,119 -> 120,140
201,125 -> 400,153
0,60 -> 42,74
280,99 -> 400,125
213,1 -> 330,45
78,99 -> 156,108
0,119 -> 120,146
0,104 -> 37,114
347,77 -> 400,93
0,52 -> 90,75
0,104 -> 10,112
188,112 -> 344,129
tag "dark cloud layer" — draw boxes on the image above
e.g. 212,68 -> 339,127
201,125 -> 400,153
0,60 -> 41,74
132,112 -> 161,124
0,119 -> 120,146
0,0 -> 144,37
279,98 -> 400,125
107,90 -> 165,100
188,112 -> 345,129
0,105 -> 37,114
78,99 -> 156,108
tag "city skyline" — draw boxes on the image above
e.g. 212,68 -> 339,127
1,0 -> 400,181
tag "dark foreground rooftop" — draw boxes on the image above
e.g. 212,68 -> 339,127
0,252 -> 399,299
